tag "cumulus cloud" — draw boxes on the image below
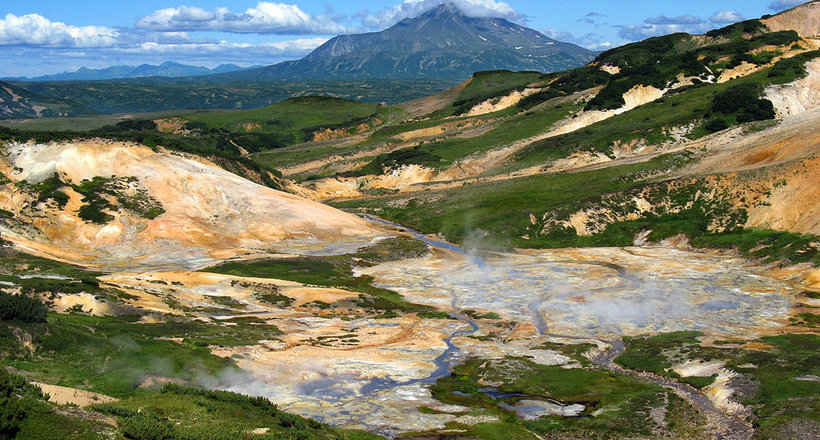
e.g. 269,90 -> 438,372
618,15 -> 715,41
769,0 -> 807,11
358,0 -> 524,29
0,13 -> 120,47
709,10 -> 744,23
136,2 -> 349,34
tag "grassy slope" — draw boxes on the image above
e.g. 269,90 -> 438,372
330,51 -> 820,265
251,70 -> 550,171
333,153 -> 689,248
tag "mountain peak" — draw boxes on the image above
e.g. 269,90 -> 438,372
264,2 -> 596,80
433,2 -> 462,14
420,2 -> 466,19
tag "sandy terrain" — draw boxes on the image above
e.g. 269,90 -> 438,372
32,381 -> 118,406
465,88 -> 540,116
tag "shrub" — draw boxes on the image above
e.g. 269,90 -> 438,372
712,83 -> 775,122
704,118 -> 729,133
586,80 -> 630,110
767,50 -> 820,83
705,19 -> 765,38
28,173 -> 70,208
516,89 -> 561,110
0,370 -> 47,440
119,414 -> 175,440
0,291 -> 47,323
108,119 -> 158,132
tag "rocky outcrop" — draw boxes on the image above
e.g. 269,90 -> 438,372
766,59 -> 820,116
0,140 -> 380,268
762,1 -> 820,38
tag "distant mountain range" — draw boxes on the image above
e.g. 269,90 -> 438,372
216,3 -> 596,81
2,62 -> 254,82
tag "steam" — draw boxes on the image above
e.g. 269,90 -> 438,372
363,243 -> 792,339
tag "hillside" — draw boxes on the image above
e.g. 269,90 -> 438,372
0,81 -> 96,119
231,3 -> 594,81
0,3 -> 818,440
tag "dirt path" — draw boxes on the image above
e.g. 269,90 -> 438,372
589,342 -> 753,440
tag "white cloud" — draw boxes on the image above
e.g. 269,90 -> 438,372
542,28 -> 611,51
0,13 -> 119,47
125,37 -> 328,57
709,10 -> 744,23
618,15 -> 715,41
645,15 -> 702,25
359,0 -> 523,29
136,2 -> 349,34
769,1 -> 807,11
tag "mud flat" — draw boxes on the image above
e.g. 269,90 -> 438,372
190,245 -> 804,435
361,247 -> 798,339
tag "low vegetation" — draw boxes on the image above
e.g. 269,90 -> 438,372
205,237 -> 428,313
424,342 -> 708,438
87,384 -> 382,440
616,332 -> 820,437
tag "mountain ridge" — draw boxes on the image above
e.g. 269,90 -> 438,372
3,62 -> 253,82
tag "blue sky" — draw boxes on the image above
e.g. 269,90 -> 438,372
0,0 -> 810,77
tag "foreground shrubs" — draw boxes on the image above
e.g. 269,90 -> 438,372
0,369 -> 47,440
93,384 -> 324,440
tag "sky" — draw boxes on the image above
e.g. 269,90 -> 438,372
0,0 -> 810,77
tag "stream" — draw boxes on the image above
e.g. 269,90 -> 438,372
360,214 -> 480,395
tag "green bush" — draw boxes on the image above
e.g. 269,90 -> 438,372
586,80 -> 630,110
28,173 -> 70,208
160,384 -> 279,414
0,291 -> 47,323
0,369 -> 47,440
704,118 -> 729,133
767,50 -> 820,83
712,83 -> 775,122
516,89 -> 561,110
705,19 -> 765,38
120,414 -> 175,440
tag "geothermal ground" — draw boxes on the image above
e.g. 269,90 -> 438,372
77,220 -> 814,436
212,240 -> 808,435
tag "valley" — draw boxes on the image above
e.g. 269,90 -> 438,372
0,2 -> 818,440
